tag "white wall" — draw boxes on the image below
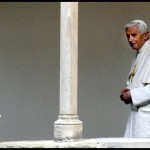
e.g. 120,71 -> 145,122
0,2 -> 149,141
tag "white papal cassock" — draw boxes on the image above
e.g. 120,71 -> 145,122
124,39 -> 150,137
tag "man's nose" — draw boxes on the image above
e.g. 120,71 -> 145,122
128,36 -> 133,42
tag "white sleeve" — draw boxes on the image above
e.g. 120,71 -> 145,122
131,84 -> 150,106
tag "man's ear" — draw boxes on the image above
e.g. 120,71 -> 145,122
144,32 -> 149,41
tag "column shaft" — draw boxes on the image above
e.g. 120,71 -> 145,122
54,2 -> 83,141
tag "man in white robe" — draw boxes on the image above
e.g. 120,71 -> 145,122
120,20 -> 150,138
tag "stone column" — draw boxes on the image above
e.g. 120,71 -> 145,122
54,2 -> 83,141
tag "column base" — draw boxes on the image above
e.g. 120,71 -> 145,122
54,114 -> 83,141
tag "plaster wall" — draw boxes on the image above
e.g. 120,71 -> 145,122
0,2 -> 149,141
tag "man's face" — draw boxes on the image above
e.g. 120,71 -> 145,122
126,25 -> 147,51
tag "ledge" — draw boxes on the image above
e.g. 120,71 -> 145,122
0,138 -> 150,148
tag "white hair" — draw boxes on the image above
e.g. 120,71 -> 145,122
125,19 -> 149,34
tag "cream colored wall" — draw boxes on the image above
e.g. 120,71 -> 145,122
78,2 -> 150,138
0,2 -> 149,141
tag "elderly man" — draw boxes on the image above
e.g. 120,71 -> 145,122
120,20 -> 150,137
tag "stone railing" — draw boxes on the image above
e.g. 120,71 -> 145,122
0,138 -> 150,148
